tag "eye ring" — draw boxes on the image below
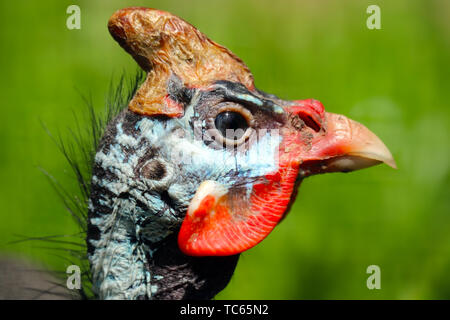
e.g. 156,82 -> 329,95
206,103 -> 254,147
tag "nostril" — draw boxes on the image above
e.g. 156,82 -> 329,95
287,99 -> 325,132
300,114 -> 321,132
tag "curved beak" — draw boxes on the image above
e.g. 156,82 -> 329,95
300,112 -> 396,175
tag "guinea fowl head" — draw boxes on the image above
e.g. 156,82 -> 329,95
87,7 -> 396,299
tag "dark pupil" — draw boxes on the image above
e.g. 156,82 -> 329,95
214,111 -> 248,140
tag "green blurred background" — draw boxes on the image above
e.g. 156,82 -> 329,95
0,0 -> 449,299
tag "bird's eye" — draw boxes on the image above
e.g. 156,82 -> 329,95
205,103 -> 254,148
214,111 -> 249,140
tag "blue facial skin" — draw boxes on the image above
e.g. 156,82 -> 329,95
87,82 -> 287,299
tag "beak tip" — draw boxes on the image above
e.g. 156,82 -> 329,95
385,157 -> 397,170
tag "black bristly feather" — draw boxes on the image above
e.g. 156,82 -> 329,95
10,71 -> 145,300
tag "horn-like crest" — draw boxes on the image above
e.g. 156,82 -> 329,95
108,7 -> 255,117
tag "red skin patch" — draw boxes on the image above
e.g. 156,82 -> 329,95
162,95 -> 184,117
178,131 -> 303,256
